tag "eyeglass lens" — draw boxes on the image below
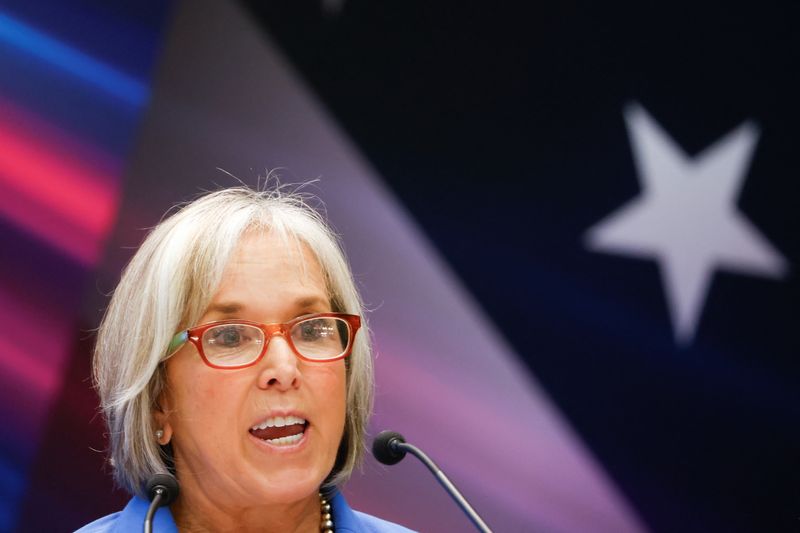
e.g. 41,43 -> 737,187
201,317 -> 350,366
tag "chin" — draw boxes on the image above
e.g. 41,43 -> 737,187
243,436 -> 338,504
254,474 -> 328,505
245,459 -> 334,505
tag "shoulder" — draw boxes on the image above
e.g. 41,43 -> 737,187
73,496 -> 177,533
331,492 -> 417,533
74,512 -> 121,533
352,510 -> 417,533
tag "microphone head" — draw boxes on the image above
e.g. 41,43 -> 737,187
145,473 -> 180,507
372,430 -> 407,465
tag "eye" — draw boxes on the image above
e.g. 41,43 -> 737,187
297,319 -> 336,342
209,325 -> 246,348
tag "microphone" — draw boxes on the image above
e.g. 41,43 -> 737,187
372,430 -> 406,465
372,430 -> 493,533
143,473 -> 180,533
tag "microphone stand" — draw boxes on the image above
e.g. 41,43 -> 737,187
144,488 -> 166,533
392,440 -> 493,533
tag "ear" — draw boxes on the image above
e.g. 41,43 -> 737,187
153,390 -> 174,446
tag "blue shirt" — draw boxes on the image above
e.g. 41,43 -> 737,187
75,491 -> 414,532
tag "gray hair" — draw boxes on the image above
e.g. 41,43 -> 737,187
94,186 -> 374,496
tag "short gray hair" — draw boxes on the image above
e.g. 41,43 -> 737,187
94,186 -> 374,496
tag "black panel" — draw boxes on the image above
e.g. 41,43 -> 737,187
241,3 -> 800,531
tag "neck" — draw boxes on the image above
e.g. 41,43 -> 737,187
170,489 -> 321,533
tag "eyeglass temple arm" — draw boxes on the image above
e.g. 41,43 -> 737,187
167,331 -> 189,354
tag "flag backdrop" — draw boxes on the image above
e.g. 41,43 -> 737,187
0,1 -> 797,532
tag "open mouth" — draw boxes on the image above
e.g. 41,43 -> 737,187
249,415 -> 308,446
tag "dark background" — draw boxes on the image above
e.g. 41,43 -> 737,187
244,3 -> 800,532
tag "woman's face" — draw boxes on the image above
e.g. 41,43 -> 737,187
156,230 -> 347,510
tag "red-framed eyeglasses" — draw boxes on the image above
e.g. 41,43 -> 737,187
168,313 -> 361,369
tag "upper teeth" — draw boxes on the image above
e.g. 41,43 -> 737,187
251,415 -> 306,431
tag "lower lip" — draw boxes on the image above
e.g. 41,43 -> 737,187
248,426 -> 310,453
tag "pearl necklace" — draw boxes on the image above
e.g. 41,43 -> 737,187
320,493 -> 334,532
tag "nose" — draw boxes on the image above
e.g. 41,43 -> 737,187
257,333 -> 300,391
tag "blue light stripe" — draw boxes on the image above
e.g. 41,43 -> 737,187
0,11 -> 148,106
0,454 -> 25,532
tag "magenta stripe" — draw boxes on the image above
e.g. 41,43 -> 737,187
0,99 -> 120,264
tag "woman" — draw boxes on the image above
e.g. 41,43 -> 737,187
78,187 -> 413,532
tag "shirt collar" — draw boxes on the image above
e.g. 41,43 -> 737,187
115,496 -> 178,533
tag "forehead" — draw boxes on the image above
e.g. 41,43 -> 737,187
212,229 -> 329,306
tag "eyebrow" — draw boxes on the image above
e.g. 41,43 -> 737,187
206,302 -> 243,315
294,296 -> 330,309
206,296 -> 330,317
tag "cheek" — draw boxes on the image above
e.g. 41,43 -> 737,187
329,365 -> 348,433
166,363 -> 242,430
308,363 -> 347,427
323,363 -> 347,401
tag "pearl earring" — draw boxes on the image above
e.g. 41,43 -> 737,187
155,429 -> 164,440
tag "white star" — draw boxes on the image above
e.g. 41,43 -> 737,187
585,103 -> 789,345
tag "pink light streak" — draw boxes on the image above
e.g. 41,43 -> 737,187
0,98 -> 120,264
